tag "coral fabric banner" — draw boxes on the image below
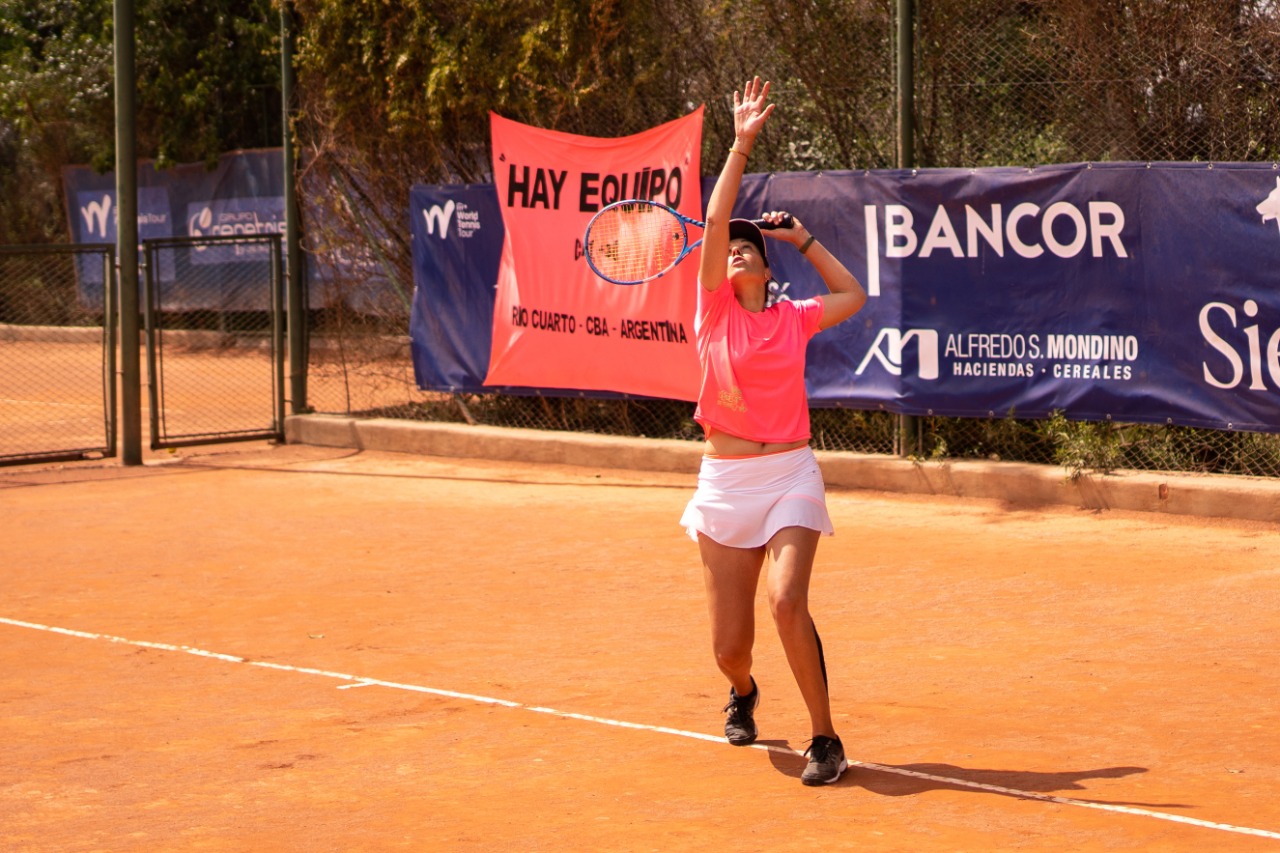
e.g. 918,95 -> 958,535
484,110 -> 704,400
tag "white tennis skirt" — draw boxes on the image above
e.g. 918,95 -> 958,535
680,446 -> 834,548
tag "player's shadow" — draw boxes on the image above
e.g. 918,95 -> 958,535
764,749 -> 1181,807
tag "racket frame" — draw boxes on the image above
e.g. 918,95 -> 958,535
583,199 -> 706,286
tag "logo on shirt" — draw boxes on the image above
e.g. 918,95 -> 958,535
718,387 -> 747,412
856,328 -> 940,380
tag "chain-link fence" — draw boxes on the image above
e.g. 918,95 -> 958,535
905,0 -> 1280,476
142,235 -> 285,449
291,0 -> 1280,477
0,244 -> 117,465
8,1 -> 1276,476
916,0 -> 1280,167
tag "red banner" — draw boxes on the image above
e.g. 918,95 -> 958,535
484,110 -> 704,400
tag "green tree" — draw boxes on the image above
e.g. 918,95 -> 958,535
290,0 -> 699,316
135,0 -> 281,167
0,0 -> 115,242
0,0 -> 281,244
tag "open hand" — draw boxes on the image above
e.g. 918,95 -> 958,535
734,77 -> 775,145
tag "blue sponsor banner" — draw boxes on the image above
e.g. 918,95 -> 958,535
65,150 -> 412,313
63,150 -> 291,311
70,149 -> 1280,431
409,183 -> 504,392
409,163 -> 1280,433
868,164 -> 1147,421
868,163 -> 1280,432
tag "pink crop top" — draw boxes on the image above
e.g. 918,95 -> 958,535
692,280 -> 825,443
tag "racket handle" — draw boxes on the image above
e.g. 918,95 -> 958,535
753,213 -> 794,230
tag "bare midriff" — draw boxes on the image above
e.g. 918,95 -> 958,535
702,427 -> 809,458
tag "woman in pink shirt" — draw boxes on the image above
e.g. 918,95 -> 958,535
678,77 -> 867,786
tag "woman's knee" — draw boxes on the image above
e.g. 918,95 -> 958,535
712,640 -> 753,674
768,589 -> 810,631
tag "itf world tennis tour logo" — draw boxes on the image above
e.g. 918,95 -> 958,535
78,191 -> 169,241
80,194 -> 114,238
423,200 -> 482,239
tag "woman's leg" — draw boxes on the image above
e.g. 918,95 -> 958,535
765,526 -> 836,739
698,533 -> 765,698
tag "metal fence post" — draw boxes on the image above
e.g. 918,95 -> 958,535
114,0 -> 142,465
272,236 -> 286,432
282,0 -> 307,415
896,0 -> 919,459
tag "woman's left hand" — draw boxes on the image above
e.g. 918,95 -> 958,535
759,210 -> 810,247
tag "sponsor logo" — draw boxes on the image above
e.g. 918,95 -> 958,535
925,331 -> 1140,382
78,192 -> 166,239
863,200 -> 1130,297
81,194 -> 113,238
856,328 -> 940,380
1196,185 -> 1280,391
187,205 -> 283,239
765,279 -> 792,307
1257,178 -> 1280,233
185,198 -> 284,262
423,200 -> 456,237
423,200 -> 481,238
1199,299 -> 1280,391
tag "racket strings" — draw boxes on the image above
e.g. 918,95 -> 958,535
587,204 -> 687,282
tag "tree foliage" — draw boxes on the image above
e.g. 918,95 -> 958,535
293,0 -> 696,183
2,0 -> 1278,249
0,0 -> 114,241
0,0 -> 280,243
135,0 -> 281,166
290,0 -> 708,307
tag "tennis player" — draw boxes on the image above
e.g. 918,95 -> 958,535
679,77 -> 868,785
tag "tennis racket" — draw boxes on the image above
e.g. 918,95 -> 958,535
583,198 -> 792,285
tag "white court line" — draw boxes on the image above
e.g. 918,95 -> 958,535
3,615 -> 1278,842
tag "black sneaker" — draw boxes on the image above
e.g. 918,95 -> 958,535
801,735 -> 848,786
722,678 -> 759,745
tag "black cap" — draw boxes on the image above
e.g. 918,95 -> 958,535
729,218 -> 769,267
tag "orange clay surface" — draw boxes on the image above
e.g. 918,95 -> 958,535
2,442 -> 1279,852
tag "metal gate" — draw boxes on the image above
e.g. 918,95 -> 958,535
143,234 -> 285,449
0,244 -> 117,466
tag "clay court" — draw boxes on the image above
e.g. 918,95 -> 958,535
2,438 -> 1279,852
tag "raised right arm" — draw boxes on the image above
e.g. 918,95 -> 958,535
697,77 -> 774,293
